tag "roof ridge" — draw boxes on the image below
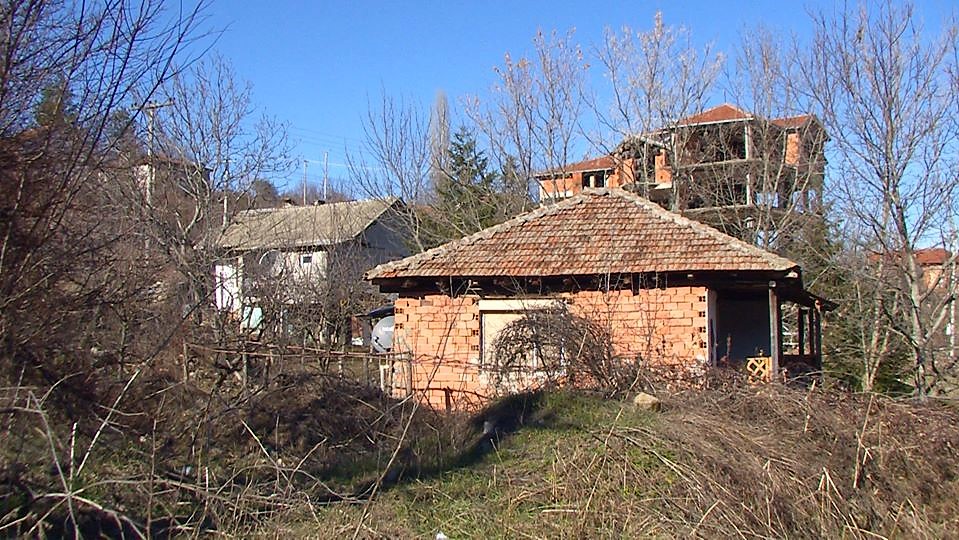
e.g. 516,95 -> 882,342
235,196 -> 395,216
717,102 -> 750,114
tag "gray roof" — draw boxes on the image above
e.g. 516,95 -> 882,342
219,198 -> 399,251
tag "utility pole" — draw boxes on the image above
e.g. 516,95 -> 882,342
143,99 -> 174,206
302,159 -> 308,204
323,151 -> 329,201
222,157 -> 231,229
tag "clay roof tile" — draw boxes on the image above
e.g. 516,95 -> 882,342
367,189 -> 798,280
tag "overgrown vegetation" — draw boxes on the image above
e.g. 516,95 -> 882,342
274,386 -> 959,538
1,0 -> 957,537
489,304 -> 640,394
0,363 -> 435,536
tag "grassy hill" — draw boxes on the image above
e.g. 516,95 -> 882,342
4,374 -> 958,538
260,386 -> 959,539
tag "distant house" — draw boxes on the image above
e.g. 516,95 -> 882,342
536,104 -> 827,231
367,189 -> 833,410
916,248 -> 957,365
535,155 -> 637,199
870,247 -> 957,364
214,198 -> 410,336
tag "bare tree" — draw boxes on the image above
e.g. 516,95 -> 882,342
466,29 -> 589,207
796,3 -> 959,394
0,0 -> 214,535
122,55 -> 294,325
0,0 -> 206,379
700,29 -> 830,252
349,93 -> 435,251
352,31 -> 590,253
591,13 -> 724,152
429,90 -> 450,190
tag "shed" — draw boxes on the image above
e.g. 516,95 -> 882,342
367,189 -> 831,409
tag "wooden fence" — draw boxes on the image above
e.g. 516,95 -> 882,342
182,341 -> 411,393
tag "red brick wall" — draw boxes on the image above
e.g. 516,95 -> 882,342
654,150 -> 673,184
568,286 -> 708,365
785,132 -> 801,165
393,295 -> 484,410
538,159 -> 637,200
393,286 -> 708,410
539,175 -> 583,199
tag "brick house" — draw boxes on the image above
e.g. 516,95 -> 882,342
537,104 -> 827,234
535,155 -> 636,200
871,247 -> 957,364
367,188 -> 832,410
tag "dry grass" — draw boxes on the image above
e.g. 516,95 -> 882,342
290,385 -> 959,539
3,362 -> 958,538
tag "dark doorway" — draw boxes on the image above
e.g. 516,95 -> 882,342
714,289 -> 771,365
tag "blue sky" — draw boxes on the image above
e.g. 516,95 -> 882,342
199,1 -> 956,190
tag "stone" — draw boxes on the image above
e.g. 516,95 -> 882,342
632,392 -> 662,411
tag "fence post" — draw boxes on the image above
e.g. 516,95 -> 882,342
241,349 -> 249,397
182,342 -> 189,382
405,354 -> 413,397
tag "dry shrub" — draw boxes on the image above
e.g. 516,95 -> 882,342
322,387 -> 959,538
0,355 -> 450,537
641,386 -> 959,537
490,305 -> 639,393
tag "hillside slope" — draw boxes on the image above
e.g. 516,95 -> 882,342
267,387 -> 959,538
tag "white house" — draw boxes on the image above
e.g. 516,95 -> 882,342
213,198 -> 409,330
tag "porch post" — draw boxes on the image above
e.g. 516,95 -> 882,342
813,305 -> 823,370
744,123 -> 753,206
798,308 -> 806,356
768,283 -> 781,378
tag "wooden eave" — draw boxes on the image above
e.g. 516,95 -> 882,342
371,268 -> 803,296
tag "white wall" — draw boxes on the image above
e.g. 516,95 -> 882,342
213,258 -> 242,313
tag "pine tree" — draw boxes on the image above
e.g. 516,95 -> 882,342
34,82 -> 77,127
423,127 -> 507,246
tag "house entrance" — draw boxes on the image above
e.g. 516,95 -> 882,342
712,285 -> 827,379
713,289 -> 771,367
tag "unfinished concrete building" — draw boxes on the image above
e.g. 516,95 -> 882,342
537,104 -> 828,238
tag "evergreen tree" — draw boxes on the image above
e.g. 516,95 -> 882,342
423,126 -> 509,246
34,81 -> 77,127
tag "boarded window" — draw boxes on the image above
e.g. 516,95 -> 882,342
478,299 -> 559,373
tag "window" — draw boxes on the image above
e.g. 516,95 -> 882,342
300,253 -> 313,265
582,171 -> 608,189
478,299 -> 570,392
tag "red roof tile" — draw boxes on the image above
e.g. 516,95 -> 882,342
536,155 -> 616,177
771,114 -> 814,129
868,247 -> 952,266
676,104 -> 752,126
562,155 -> 615,172
916,248 -> 951,266
367,189 -> 798,280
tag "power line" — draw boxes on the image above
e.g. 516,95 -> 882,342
288,125 -> 365,144
290,136 -> 360,150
